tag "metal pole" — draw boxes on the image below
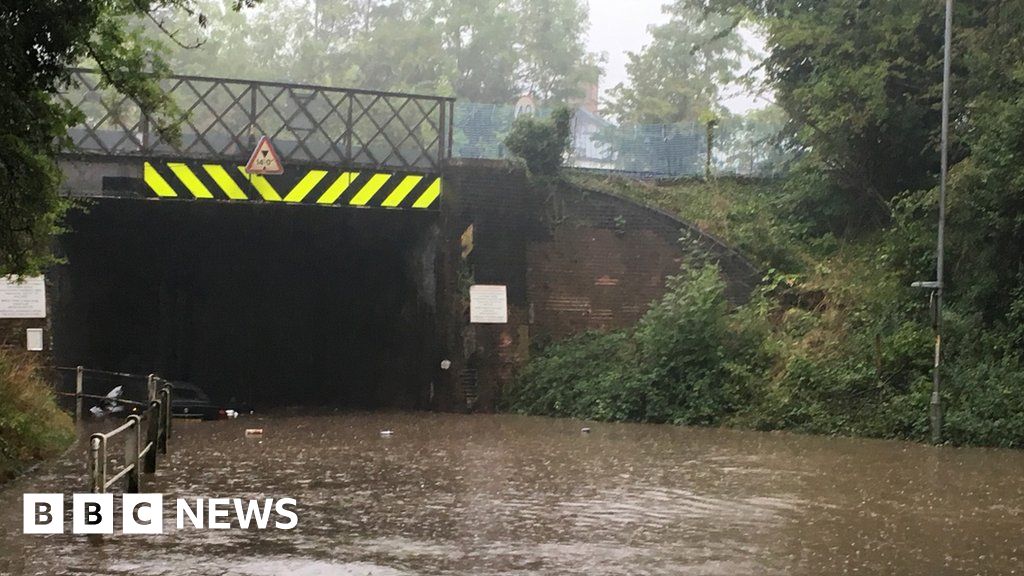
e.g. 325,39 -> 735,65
124,416 -> 141,493
141,114 -> 150,153
932,0 -> 953,444
249,83 -> 258,150
144,401 -> 159,474
158,389 -> 169,455
447,100 -> 455,161
89,435 -> 104,493
438,101 -> 446,170
163,385 -> 172,442
75,366 -> 83,423
346,94 -> 354,162
87,434 -> 106,545
705,120 -> 716,179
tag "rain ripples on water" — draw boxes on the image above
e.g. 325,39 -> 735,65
1,411 -> 1022,575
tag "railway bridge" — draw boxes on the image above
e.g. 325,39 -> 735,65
41,70 -> 759,411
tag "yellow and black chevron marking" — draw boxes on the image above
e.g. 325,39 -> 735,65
141,161 -> 441,210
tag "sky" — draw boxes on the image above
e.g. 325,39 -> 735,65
584,0 -> 767,114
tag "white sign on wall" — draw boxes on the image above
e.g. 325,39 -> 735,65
0,276 -> 46,318
470,285 -> 508,324
26,328 -> 43,351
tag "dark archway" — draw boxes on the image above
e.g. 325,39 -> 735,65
52,199 -> 439,409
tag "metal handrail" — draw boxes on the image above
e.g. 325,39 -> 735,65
55,365 -> 151,379
59,365 -> 169,422
88,383 -> 173,494
55,392 -> 147,408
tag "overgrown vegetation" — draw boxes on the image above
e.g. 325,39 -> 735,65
508,175 -> 1024,447
0,350 -> 74,483
508,265 -> 755,425
508,1 -> 1024,448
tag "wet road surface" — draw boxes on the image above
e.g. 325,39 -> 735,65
1,411 -> 1022,575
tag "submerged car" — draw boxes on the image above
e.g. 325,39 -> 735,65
170,381 -> 228,420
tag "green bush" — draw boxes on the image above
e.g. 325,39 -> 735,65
0,349 -> 74,482
505,331 -> 644,421
633,266 -> 733,424
943,355 -> 1024,448
503,107 -> 572,176
507,265 -> 763,425
940,313 -> 1024,448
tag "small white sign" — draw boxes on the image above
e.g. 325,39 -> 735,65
470,285 -> 508,324
0,276 -> 46,318
26,328 -> 43,351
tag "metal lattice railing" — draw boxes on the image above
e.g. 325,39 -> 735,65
60,69 -> 455,173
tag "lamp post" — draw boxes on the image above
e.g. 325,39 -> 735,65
914,0 -> 953,444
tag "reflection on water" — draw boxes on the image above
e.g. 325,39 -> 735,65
1,411 -> 1022,575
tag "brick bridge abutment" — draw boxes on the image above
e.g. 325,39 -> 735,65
8,158 -> 758,411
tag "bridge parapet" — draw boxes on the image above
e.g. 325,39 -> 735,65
59,69 -> 455,173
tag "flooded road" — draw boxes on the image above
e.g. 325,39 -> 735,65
1,411 -> 1022,575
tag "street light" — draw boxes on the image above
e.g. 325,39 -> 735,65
914,0 -> 954,445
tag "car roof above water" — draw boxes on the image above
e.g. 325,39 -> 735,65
169,381 -> 212,401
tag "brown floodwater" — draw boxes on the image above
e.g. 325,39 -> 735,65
0,411 -> 1022,575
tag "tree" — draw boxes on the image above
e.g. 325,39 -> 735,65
431,0 -> 519,102
711,0 -> 1024,318
606,0 -> 748,125
1,0 -> 253,275
755,0 -> 948,229
514,0 -> 602,102
154,0 -> 603,104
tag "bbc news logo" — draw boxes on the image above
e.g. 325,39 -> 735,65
23,494 -> 298,534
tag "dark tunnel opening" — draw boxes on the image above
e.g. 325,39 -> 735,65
52,199 -> 440,409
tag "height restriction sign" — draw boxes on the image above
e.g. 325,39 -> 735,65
245,136 -> 284,175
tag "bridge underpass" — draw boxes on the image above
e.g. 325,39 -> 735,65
43,69 -> 759,412
48,70 -> 454,409
52,199 -> 439,409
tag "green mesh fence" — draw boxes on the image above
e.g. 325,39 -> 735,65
452,101 -> 790,178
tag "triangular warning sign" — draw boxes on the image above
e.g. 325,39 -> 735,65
245,136 -> 284,175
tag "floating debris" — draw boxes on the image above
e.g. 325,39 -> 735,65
581,427 -> 592,434
380,430 -> 394,437
245,428 -> 264,436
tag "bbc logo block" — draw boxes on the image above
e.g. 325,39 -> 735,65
24,493 -> 163,535
23,494 -> 63,534
23,493 -> 297,534
71,494 -> 114,534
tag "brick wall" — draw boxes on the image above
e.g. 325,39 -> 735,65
439,161 -> 760,411
526,182 -> 759,339
0,319 -> 48,352
435,160 -> 535,412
